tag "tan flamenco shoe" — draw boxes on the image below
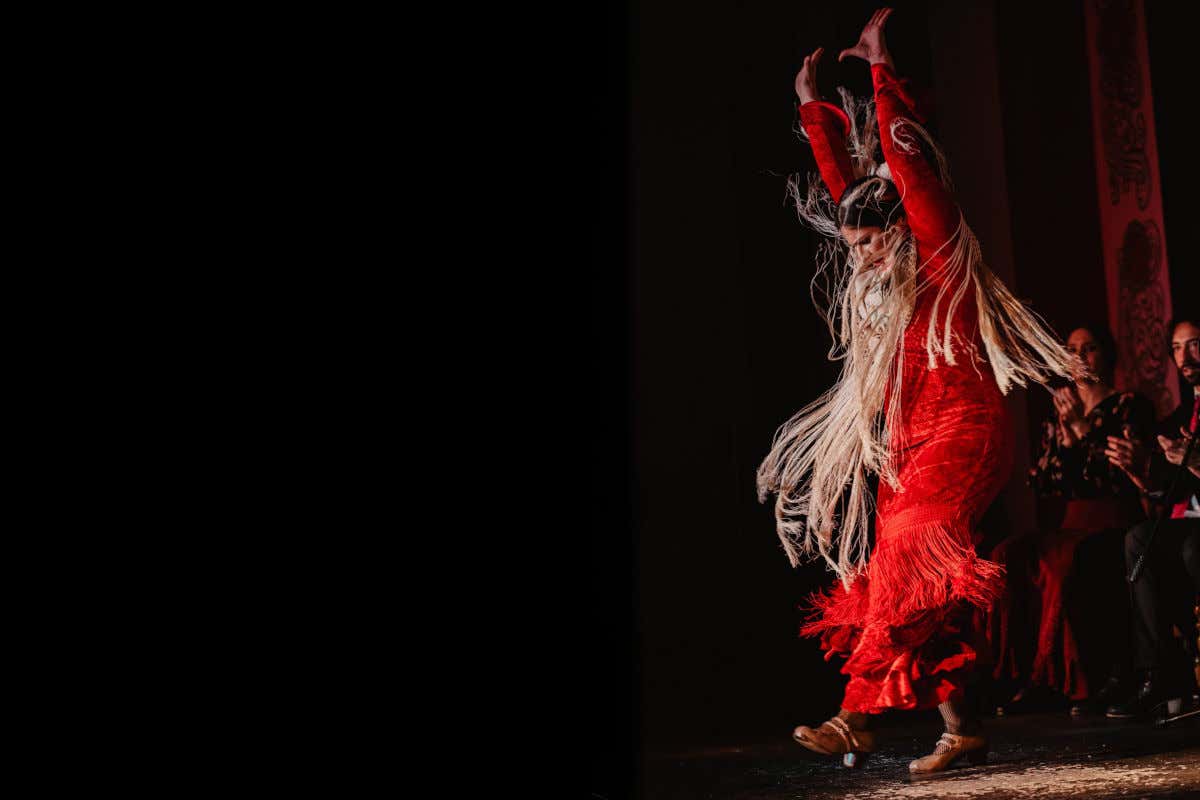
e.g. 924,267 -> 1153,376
908,731 -> 988,774
792,716 -> 877,768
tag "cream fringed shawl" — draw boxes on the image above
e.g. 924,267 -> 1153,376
756,91 -> 1084,585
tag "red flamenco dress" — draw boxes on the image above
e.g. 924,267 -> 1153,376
796,64 -> 1011,714
986,391 -> 1153,701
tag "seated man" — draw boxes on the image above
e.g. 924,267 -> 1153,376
1105,316 -> 1200,719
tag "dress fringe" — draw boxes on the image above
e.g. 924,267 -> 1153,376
799,515 -> 1005,712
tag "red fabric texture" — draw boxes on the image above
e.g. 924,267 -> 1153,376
985,499 -> 1138,700
1029,526 -> 1093,700
983,532 -> 1036,685
796,64 -> 1010,714
798,102 -> 854,203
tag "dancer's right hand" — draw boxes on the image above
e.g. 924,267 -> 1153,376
795,48 -> 824,105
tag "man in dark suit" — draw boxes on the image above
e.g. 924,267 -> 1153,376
1105,316 -> 1199,718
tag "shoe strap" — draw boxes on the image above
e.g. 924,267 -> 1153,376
935,732 -> 960,753
824,716 -> 857,751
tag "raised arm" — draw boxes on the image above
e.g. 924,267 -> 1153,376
874,63 -> 959,249
796,48 -> 855,202
841,9 -> 959,254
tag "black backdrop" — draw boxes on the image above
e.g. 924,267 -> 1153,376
590,2 -> 1200,797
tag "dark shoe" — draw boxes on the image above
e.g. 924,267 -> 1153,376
1105,671 -> 1179,719
1094,672 -> 1127,705
1073,673 -> 1128,716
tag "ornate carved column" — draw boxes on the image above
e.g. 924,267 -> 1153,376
1083,0 -> 1179,418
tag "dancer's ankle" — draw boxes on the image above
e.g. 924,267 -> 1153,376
946,717 -> 982,736
837,709 -> 869,729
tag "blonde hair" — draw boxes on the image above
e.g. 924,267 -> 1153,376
757,91 -> 1083,583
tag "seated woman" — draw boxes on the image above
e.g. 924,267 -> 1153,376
987,324 -> 1156,713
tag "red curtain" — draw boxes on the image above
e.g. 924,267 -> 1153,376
1083,0 -> 1179,419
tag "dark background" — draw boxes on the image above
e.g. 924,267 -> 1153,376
590,2 -> 1199,798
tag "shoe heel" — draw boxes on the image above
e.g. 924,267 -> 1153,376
964,747 -> 989,766
842,751 -> 870,768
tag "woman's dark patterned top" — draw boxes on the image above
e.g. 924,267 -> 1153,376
1028,390 -> 1157,499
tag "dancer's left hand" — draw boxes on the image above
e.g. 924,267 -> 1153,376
796,48 -> 825,105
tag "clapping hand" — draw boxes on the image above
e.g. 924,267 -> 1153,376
1106,428 -> 1151,492
1158,426 -> 1199,470
1052,386 -> 1086,445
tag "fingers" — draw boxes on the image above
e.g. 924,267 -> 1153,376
838,47 -> 854,62
1106,436 -> 1136,462
813,46 -> 824,64
1156,435 -> 1186,461
1105,441 -> 1133,469
1158,434 -> 1183,464
1052,386 -> 1079,409
867,8 -> 893,30
1105,448 -> 1136,471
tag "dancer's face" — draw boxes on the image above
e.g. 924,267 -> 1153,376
1067,328 -> 1108,385
841,223 -> 901,276
1172,321 -> 1200,386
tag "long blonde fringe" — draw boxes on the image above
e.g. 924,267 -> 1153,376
760,102 -> 1083,584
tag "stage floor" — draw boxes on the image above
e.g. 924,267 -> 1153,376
644,710 -> 1200,799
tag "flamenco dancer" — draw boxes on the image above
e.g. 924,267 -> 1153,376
757,9 -> 1083,773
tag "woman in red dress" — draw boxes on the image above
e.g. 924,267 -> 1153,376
988,325 -> 1154,713
757,9 -> 1082,773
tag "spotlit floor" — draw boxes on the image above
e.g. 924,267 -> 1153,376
645,711 -> 1200,798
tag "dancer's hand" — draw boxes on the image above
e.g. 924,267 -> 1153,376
1157,426 -> 1198,469
1106,428 -> 1151,491
1052,386 -> 1087,439
795,48 -> 825,105
839,8 -> 895,68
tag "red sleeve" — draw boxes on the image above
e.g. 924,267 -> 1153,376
872,63 -> 959,265
798,100 -> 855,203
